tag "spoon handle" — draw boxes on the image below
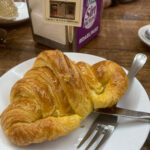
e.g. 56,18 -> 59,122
128,53 -> 147,80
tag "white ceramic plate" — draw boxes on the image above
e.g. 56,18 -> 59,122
138,24 -> 150,47
0,2 -> 29,25
0,53 -> 150,150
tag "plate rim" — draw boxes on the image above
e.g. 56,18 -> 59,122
138,24 -> 150,46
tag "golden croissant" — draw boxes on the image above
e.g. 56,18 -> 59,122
0,50 -> 128,146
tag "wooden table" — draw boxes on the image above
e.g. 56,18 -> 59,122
0,0 -> 150,149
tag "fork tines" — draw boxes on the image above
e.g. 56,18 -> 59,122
77,114 -> 118,150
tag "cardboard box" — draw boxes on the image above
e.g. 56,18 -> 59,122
27,0 -> 102,51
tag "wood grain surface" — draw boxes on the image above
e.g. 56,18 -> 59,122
0,0 -> 150,149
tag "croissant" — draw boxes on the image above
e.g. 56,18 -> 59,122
0,50 -> 128,146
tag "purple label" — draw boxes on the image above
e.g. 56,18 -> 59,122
76,0 -> 102,50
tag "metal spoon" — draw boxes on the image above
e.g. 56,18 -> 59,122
128,53 -> 147,80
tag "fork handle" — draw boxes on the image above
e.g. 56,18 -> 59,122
95,107 -> 150,122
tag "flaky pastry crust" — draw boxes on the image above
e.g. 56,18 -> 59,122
1,50 -> 128,146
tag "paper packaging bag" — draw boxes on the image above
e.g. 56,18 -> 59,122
27,0 -> 102,51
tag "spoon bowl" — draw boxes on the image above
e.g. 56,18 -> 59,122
128,53 -> 147,80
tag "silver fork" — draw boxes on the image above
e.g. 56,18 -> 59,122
77,53 -> 147,150
77,114 -> 118,150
